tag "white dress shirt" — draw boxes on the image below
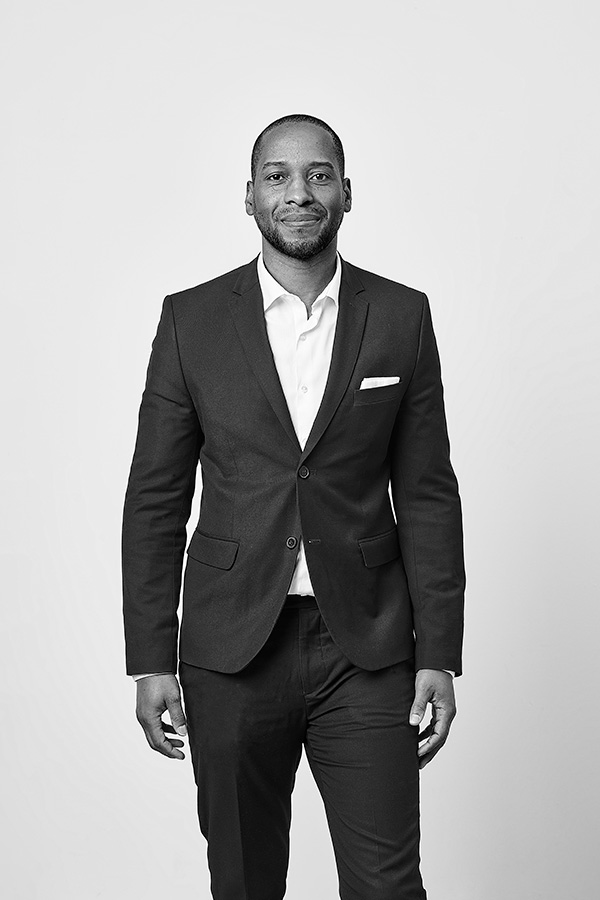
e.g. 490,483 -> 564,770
258,251 -> 341,595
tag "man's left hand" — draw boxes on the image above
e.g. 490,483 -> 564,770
409,669 -> 456,769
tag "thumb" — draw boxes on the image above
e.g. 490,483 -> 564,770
409,693 -> 427,727
166,694 -> 188,736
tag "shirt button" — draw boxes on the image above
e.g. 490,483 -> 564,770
299,334 -> 307,341
286,536 -> 298,550
300,385 -> 308,393
298,466 -> 310,479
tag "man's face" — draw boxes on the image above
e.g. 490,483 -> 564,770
245,123 -> 352,261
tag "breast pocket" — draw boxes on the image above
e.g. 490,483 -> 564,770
353,380 -> 403,406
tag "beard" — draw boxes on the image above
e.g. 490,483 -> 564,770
253,208 -> 344,261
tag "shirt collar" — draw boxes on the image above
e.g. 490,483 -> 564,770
257,252 -> 342,312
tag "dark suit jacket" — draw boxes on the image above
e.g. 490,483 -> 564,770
122,258 -> 465,676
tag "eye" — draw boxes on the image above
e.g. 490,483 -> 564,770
266,173 -> 286,182
310,172 -> 330,182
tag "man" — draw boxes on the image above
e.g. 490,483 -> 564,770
122,114 -> 465,900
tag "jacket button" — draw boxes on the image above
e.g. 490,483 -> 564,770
298,466 -> 310,479
286,536 -> 298,550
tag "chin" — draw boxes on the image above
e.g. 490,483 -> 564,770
265,229 -> 335,261
279,241 -> 327,261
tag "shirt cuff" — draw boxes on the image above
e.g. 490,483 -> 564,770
132,673 -> 170,681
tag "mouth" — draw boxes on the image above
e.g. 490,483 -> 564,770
280,214 -> 322,226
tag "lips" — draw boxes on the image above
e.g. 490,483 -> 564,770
280,214 -> 322,225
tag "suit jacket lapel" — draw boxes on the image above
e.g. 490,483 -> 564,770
229,259 -> 301,453
300,260 -> 368,462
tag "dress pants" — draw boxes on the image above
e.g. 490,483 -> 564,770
179,595 -> 427,900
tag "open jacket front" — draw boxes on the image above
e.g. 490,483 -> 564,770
122,258 -> 465,676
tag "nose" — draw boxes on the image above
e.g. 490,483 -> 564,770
284,174 -> 314,206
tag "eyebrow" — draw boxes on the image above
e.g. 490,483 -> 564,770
260,160 -> 336,171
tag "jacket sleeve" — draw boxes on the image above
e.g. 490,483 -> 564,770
122,296 -> 202,675
390,294 -> 465,675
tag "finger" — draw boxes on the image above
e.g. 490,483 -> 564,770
142,714 -> 186,760
417,725 -> 448,768
417,730 -> 445,760
148,730 -> 185,760
433,709 -> 454,743
418,722 -> 434,742
418,743 -> 444,769
417,708 -> 455,766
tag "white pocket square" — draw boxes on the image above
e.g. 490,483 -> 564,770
359,376 -> 400,389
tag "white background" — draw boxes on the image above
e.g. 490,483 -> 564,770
2,1 -> 598,898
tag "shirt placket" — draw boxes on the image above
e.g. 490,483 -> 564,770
294,299 -> 324,449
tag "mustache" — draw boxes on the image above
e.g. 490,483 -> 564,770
276,208 -> 325,222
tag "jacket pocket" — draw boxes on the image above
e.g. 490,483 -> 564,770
186,530 -> 239,570
353,380 -> 403,406
358,527 -> 400,568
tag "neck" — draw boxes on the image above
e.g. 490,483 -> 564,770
261,240 -> 338,313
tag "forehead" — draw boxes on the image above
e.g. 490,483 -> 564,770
256,123 -> 338,170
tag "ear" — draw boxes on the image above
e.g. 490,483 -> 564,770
342,177 -> 352,213
245,181 -> 255,216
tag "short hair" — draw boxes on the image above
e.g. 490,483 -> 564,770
251,114 -> 345,181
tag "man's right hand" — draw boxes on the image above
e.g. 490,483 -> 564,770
136,673 -> 188,760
